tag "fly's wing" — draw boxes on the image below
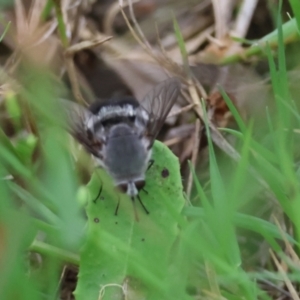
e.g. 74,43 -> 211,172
58,99 -> 102,158
138,78 -> 181,146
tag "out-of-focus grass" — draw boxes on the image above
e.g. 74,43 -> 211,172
0,66 -> 86,299
182,4 -> 300,298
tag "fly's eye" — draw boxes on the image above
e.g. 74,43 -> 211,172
135,180 -> 145,191
86,128 -> 93,140
117,183 -> 128,193
86,128 -> 102,149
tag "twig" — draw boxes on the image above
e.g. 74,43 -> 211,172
185,79 -> 206,125
206,34 -> 226,47
104,2 -> 122,35
119,3 -> 150,54
231,0 -> 259,39
15,0 -> 27,40
65,57 -> 86,105
154,23 -> 186,80
167,103 -> 195,118
164,136 -> 184,147
273,216 -> 300,266
204,261 -> 222,298
57,265 -> 68,297
70,0 -> 84,44
103,0 -> 140,35
128,0 -> 152,49
186,118 -> 201,198
259,278 -> 293,298
211,0 -> 235,39
65,37 -> 113,56
269,249 -> 300,300
98,283 -> 127,300
119,0 -> 185,79
64,36 -> 112,105
225,0 -> 259,57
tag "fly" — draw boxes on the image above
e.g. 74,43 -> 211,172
60,78 -> 181,217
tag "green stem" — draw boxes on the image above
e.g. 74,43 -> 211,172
219,18 -> 299,65
52,0 -> 69,48
29,240 -> 80,265
41,0 -> 54,21
289,0 -> 300,33
0,21 -> 10,42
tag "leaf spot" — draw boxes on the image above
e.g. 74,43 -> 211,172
161,168 -> 169,178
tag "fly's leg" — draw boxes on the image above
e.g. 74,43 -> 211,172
93,185 -> 103,203
137,195 -> 149,215
147,159 -> 154,171
141,188 -> 148,195
114,196 -> 121,216
141,159 -> 154,195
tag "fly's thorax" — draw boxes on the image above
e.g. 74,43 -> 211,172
85,116 -> 106,143
134,107 -> 149,132
102,124 -> 151,182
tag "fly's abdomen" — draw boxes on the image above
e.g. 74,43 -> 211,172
104,124 -> 148,180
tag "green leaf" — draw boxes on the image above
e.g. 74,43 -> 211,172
5,92 -> 21,123
218,87 -> 247,133
14,134 -> 38,166
183,207 -> 295,244
75,141 -> 186,300
289,0 -> 300,33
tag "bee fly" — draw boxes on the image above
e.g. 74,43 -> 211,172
60,78 -> 181,217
